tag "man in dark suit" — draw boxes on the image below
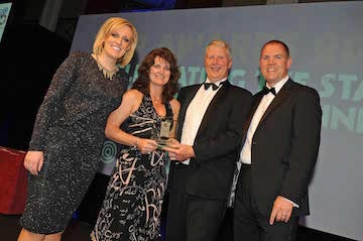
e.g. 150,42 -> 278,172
163,39 -> 252,241
231,39 -> 322,241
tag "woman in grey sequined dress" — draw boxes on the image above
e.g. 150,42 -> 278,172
18,17 -> 138,241
91,47 -> 181,241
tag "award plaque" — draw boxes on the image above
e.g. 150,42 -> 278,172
152,116 -> 173,148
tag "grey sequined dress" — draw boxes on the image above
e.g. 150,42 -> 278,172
20,51 -> 129,234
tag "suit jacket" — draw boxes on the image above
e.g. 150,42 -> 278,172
242,79 -> 322,217
170,80 -> 252,200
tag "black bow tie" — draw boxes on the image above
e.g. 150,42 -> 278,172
204,82 -> 219,91
262,86 -> 276,96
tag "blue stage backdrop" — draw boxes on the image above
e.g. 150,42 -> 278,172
70,2 -> 363,240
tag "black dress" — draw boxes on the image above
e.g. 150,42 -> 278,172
20,52 -> 128,234
91,95 -> 173,241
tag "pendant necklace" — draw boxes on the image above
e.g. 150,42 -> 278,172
151,96 -> 162,104
95,54 -> 118,81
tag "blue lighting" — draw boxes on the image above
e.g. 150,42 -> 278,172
120,0 -> 176,12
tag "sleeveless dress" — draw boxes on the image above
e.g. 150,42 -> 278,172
20,52 -> 128,234
91,95 -> 173,241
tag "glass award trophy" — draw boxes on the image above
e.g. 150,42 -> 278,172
152,116 -> 173,148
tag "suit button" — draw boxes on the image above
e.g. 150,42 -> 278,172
252,141 -> 257,145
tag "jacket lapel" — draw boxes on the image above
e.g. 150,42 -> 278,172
243,93 -> 263,137
176,85 -> 201,139
197,81 -> 230,136
258,79 -> 293,127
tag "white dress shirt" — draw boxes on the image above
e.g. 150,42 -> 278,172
180,78 -> 227,165
240,76 -> 289,164
237,76 -> 298,207
228,76 -> 292,207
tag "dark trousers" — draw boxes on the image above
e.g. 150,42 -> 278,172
234,164 -> 299,241
164,164 -> 188,241
165,164 -> 230,241
218,207 -> 234,241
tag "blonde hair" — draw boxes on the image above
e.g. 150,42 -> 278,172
205,39 -> 232,61
93,17 -> 138,67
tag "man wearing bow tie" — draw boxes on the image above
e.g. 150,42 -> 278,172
231,40 -> 322,241
163,39 -> 252,241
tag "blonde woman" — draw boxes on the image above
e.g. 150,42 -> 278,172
18,17 -> 138,241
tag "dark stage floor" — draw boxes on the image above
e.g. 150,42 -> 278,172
0,214 -> 357,241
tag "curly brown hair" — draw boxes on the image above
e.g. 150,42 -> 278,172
132,47 -> 180,103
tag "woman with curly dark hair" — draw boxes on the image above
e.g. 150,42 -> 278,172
91,47 -> 181,241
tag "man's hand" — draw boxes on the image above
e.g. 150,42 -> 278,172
269,196 -> 294,225
163,139 -> 195,162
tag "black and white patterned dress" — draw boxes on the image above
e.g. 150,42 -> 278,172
91,95 -> 173,241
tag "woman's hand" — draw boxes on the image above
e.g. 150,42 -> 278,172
137,138 -> 158,154
24,151 -> 44,176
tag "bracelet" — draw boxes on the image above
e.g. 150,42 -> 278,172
134,137 -> 139,148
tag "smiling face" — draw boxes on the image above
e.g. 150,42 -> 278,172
103,25 -> 133,61
259,42 -> 292,86
149,56 -> 171,87
204,44 -> 232,83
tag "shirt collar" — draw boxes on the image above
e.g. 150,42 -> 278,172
205,77 -> 227,87
266,75 -> 289,95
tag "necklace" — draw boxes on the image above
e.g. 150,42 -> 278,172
95,55 -> 118,81
151,96 -> 162,104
